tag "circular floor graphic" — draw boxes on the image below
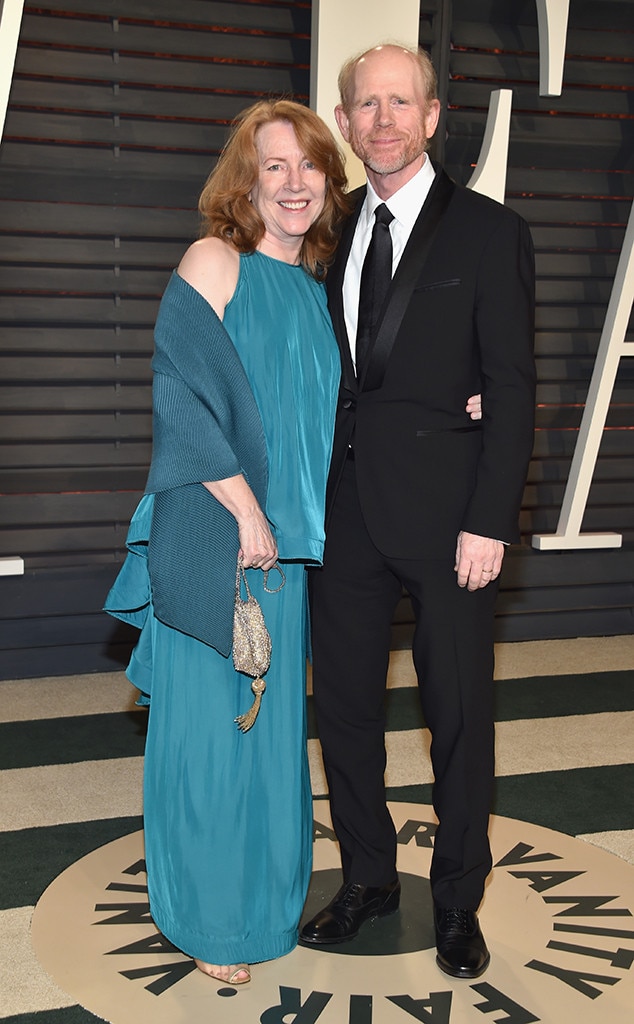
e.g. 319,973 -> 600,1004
32,802 -> 634,1023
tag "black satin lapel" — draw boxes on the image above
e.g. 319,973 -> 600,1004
326,191 -> 365,393
361,170 -> 456,392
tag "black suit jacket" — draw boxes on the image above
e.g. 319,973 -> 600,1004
325,167 -> 536,559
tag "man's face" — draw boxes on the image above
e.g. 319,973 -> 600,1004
335,47 -> 440,191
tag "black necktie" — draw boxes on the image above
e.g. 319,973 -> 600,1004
356,203 -> 394,378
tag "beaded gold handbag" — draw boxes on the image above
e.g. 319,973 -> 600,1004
232,557 -> 285,732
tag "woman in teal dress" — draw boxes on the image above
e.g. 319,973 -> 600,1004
105,100 -> 350,985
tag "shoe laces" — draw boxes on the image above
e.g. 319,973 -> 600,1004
440,907 -> 472,933
339,883 -> 365,906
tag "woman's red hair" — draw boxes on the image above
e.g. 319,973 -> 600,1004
198,99 -> 351,279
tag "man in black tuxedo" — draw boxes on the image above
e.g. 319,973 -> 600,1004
300,44 -> 536,978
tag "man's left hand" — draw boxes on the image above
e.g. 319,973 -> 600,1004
454,531 -> 504,591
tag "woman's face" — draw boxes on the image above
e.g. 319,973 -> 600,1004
250,120 -> 327,260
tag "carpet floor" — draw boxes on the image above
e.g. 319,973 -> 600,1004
0,635 -> 632,1022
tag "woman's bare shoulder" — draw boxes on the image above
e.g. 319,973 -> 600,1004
177,237 -> 239,318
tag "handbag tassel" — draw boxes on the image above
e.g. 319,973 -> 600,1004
235,678 -> 266,733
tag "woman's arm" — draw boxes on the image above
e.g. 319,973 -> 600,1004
203,476 -> 278,570
177,236 -> 240,320
178,239 -> 276,568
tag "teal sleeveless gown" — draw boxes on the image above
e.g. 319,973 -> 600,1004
107,252 -> 339,964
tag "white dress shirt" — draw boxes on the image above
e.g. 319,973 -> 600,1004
343,155 -> 436,369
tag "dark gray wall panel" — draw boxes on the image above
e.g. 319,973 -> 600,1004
441,0 -> 634,646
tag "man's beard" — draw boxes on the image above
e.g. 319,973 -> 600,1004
349,130 -> 427,176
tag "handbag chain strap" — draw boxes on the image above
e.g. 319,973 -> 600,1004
237,557 -> 286,597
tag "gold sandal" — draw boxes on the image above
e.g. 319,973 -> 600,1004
195,960 -> 251,985
225,965 -> 251,985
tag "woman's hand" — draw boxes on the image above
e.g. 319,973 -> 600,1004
466,394 -> 482,420
203,475 -> 278,571
236,508 -> 278,571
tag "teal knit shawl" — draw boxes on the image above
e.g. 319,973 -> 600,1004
144,272 -> 268,655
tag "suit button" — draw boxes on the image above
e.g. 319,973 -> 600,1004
342,399 -> 354,410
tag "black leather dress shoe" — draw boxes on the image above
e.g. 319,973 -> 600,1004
299,879 -> 401,945
434,906 -> 490,978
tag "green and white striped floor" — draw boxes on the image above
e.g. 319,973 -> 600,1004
1,636 -> 633,1022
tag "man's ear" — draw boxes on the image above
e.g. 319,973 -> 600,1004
425,99 -> 442,140
334,105 -> 350,143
